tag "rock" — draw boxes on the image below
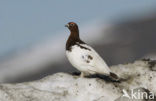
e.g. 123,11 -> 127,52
0,60 -> 156,101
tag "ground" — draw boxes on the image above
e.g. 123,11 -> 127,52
0,59 -> 155,101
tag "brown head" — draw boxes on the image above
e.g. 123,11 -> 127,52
65,22 -> 79,32
65,22 -> 85,51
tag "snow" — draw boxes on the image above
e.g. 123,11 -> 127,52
0,60 -> 155,101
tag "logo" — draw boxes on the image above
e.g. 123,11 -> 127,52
122,89 -> 154,100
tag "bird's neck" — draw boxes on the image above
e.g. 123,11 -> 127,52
66,29 -> 84,51
69,29 -> 80,41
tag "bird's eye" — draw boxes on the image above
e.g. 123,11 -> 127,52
70,24 -> 74,26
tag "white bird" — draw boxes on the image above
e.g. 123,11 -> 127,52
65,22 -> 118,80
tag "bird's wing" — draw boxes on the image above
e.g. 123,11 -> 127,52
79,44 -> 111,75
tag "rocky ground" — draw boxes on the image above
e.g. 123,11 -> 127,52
0,59 -> 156,101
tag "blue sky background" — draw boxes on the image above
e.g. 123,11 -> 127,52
0,0 -> 156,57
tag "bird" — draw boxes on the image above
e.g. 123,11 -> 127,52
65,22 -> 118,80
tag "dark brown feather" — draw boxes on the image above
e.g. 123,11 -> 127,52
110,72 -> 119,80
66,22 -> 85,51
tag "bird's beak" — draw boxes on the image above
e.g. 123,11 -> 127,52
65,24 -> 69,27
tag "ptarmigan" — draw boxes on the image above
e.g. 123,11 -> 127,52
65,22 -> 118,80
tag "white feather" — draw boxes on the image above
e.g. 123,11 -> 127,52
66,43 -> 111,75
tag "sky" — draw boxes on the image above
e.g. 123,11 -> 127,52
0,0 -> 156,57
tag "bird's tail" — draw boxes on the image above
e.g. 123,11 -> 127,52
110,72 -> 119,80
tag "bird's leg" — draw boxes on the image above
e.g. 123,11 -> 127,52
80,72 -> 84,78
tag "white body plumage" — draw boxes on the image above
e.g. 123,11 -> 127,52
66,43 -> 111,76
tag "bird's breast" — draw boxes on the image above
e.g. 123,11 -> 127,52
66,45 -> 91,67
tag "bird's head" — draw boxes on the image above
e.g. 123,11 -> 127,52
65,22 -> 78,32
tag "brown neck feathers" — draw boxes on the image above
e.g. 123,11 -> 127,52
66,27 -> 84,51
